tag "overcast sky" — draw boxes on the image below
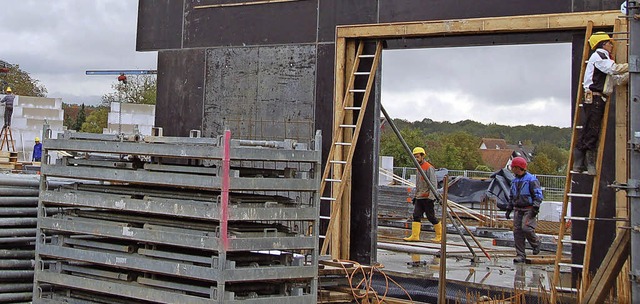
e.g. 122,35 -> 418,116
382,44 -> 572,127
0,1 -> 157,105
0,1 -> 571,127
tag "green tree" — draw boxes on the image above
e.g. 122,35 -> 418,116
380,127 -> 426,167
101,75 -> 157,105
528,152 -> 556,175
426,131 -> 482,170
73,104 -> 87,131
533,141 -> 569,174
0,61 -> 47,96
81,107 -> 109,133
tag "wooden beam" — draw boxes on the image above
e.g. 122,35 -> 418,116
337,11 -> 619,39
614,18 -> 631,304
580,229 -> 630,304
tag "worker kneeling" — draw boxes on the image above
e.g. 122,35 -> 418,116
404,147 -> 441,243
505,157 -> 543,263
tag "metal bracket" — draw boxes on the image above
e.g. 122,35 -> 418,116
609,180 -> 640,198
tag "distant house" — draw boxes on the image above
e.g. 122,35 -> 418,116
479,138 -> 535,171
507,140 -> 534,162
479,138 -> 508,150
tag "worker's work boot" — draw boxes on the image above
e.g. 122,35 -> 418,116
585,150 -> 596,176
431,222 -> 442,242
572,149 -> 586,173
403,222 -> 421,242
532,244 -> 541,255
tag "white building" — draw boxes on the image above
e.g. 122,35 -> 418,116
104,102 -> 155,135
0,95 -> 64,161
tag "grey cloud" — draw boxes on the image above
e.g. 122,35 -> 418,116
382,43 -> 571,108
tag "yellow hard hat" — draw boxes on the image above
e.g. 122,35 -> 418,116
412,147 -> 426,155
588,32 -> 612,50
5,87 -> 11,93
35,137 -> 40,142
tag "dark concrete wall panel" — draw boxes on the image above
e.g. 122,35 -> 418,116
183,0 -> 318,48
318,0 -> 378,42
155,49 -> 205,136
137,0 -> 183,51
379,0 -> 570,22
315,44 -> 335,163
573,0 -> 621,11
203,45 -> 316,140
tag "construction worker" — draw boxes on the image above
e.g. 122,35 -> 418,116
0,87 -> 14,128
32,137 -> 42,162
404,147 -> 442,242
573,32 -> 629,175
505,157 -> 542,263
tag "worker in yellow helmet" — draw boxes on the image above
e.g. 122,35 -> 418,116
573,32 -> 629,175
404,146 -> 441,243
1,87 -> 15,128
32,137 -> 42,162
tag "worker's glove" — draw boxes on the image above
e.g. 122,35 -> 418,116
505,209 -> 512,220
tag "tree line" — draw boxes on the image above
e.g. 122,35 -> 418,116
381,118 -> 571,175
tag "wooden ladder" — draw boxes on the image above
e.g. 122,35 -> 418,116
319,40 -> 382,258
0,125 -> 15,152
550,20 -> 624,302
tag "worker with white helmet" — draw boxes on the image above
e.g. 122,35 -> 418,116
574,32 -> 629,175
506,157 -> 543,263
0,87 -> 14,128
32,137 -> 42,162
403,146 -> 442,243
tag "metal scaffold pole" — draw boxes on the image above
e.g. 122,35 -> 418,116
630,1 -> 640,302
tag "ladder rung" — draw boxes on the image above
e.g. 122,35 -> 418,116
319,216 -> 331,220
359,54 -> 375,58
319,235 -> 326,239
334,142 -> 352,146
329,160 -> 347,164
353,72 -> 370,75
561,239 -> 587,245
575,125 -> 583,129
567,193 -> 592,198
554,286 -> 578,293
320,197 -> 336,201
558,262 -> 584,269
349,89 -> 366,93
324,178 -> 342,182
344,106 -> 361,110
339,124 -> 356,128
569,170 -> 588,174
565,216 -> 590,221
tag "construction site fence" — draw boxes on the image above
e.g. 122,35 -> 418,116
392,168 -> 565,202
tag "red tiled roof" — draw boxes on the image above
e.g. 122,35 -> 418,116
480,149 -> 514,171
480,138 -> 508,150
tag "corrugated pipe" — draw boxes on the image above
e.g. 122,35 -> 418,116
0,187 -> 39,196
0,292 -> 32,303
0,259 -> 35,269
0,283 -> 33,293
0,218 -> 37,227
0,197 -> 38,206
0,270 -> 34,280
0,250 -> 34,259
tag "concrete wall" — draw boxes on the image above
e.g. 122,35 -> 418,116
137,0 -> 622,264
0,95 -> 64,161
104,102 -> 156,135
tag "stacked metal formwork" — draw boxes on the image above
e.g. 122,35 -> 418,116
32,130 -> 321,303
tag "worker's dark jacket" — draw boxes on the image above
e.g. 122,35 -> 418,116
507,172 -> 543,210
0,95 -> 14,108
32,143 -> 42,161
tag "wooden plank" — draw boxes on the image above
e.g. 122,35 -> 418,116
340,40 -> 357,260
337,11 -> 619,39
580,229 -> 630,304
613,18 -> 631,304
